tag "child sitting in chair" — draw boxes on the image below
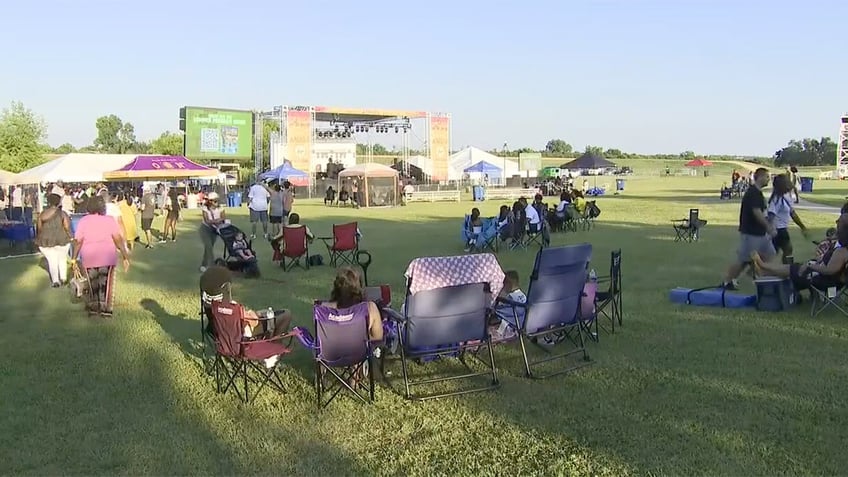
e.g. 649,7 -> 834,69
492,270 -> 527,340
464,207 -> 483,252
232,232 -> 257,263
815,227 -> 838,261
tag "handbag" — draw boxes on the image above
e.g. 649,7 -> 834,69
70,262 -> 88,302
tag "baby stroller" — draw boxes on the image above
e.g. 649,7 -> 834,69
218,224 -> 261,278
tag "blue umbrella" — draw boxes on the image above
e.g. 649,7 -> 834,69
258,161 -> 309,183
463,160 -> 502,175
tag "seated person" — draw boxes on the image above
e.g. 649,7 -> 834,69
323,267 -> 384,342
496,205 -> 514,240
324,186 -> 336,206
751,225 -> 848,292
270,212 -> 314,254
815,227 -> 838,261
520,197 -> 542,233
572,190 -> 587,216
338,187 -> 350,205
232,232 -> 257,263
555,191 -> 572,218
200,261 -> 292,337
492,270 -> 527,339
464,207 -> 483,252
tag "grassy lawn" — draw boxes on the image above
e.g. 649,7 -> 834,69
2,175 -> 847,475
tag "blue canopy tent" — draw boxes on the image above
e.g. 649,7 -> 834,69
463,160 -> 503,182
258,161 -> 310,186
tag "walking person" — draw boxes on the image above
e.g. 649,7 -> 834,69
282,181 -> 294,224
767,174 -> 809,263
268,183 -> 285,237
71,195 -> 131,317
116,192 -> 138,251
9,185 -> 23,221
247,181 -> 270,239
139,186 -> 157,248
36,193 -> 72,288
162,188 -> 181,242
722,168 -> 776,290
199,192 -> 227,273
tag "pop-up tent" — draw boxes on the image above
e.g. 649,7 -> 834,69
104,155 -> 219,180
0,169 -> 18,184
561,153 -> 616,170
258,160 -> 310,186
338,162 -> 399,207
14,153 -> 138,184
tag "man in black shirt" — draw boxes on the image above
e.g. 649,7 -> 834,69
723,168 -> 776,290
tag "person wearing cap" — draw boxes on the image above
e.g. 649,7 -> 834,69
199,192 -> 227,272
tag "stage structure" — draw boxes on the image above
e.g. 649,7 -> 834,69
254,106 -> 451,182
837,114 -> 848,174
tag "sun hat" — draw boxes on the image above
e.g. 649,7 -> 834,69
207,192 -> 220,201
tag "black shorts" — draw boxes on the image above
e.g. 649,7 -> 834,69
269,215 -> 283,224
772,228 -> 791,252
141,218 -> 153,231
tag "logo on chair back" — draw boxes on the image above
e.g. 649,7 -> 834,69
328,313 -> 354,322
216,306 -> 234,315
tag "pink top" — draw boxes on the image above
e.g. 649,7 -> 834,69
75,214 -> 121,268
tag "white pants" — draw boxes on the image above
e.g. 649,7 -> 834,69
40,244 -> 70,284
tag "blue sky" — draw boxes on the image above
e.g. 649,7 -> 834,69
2,0 -> 846,155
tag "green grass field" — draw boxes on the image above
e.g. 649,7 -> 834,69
2,176 -> 848,475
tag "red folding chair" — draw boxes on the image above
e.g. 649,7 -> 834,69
321,222 -> 359,267
280,226 -> 309,271
209,301 -> 293,403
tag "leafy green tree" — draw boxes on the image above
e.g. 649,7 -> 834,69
0,101 -> 48,172
149,131 -> 184,156
605,148 -> 623,158
94,114 -> 138,153
774,137 -> 837,166
679,150 -> 696,160
584,145 -> 604,156
545,139 -> 573,155
53,143 -> 76,154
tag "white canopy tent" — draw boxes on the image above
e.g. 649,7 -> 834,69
0,169 -> 18,184
448,146 -> 536,183
14,153 -> 138,184
405,155 -> 433,176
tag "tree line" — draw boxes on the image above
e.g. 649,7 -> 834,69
0,100 -> 841,173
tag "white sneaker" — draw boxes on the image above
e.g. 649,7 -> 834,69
250,234 -> 256,240
199,266 -> 207,273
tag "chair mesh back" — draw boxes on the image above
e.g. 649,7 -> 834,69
405,283 -> 487,348
534,244 -> 592,275
526,244 -> 592,333
314,303 -> 370,367
333,222 -> 358,251
210,301 -> 244,357
689,209 -> 699,224
364,285 -> 391,307
283,226 -> 307,257
610,250 -> 622,294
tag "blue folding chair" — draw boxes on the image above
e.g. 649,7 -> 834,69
496,243 -> 593,378
462,216 -> 499,253
385,282 -> 499,400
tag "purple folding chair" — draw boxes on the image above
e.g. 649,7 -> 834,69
313,302 -> 376,409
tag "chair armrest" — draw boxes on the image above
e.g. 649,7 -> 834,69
495,296 -> 528,308
382,307 -> 406,324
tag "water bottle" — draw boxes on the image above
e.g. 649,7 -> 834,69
266,307 -> 274,319
588,269 -> 597,282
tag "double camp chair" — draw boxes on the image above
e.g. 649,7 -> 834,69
672,208 -> 707,242
462,215 -> 499,253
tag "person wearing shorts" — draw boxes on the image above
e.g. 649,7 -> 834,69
268,184 -> 285,237
247,182 -> 270,239
723,168 -> 776,290
140,188 -> 156,248
767,174 -> 808,263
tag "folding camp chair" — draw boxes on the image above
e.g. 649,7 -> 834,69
321,222 -> 359,266
595,249 -> 623,333
200,290 -> 217,374
385,282 -> 499,400
510,214 -> 529,251
311,302 -> 377,409
672,209 -> 706,242
209,301 -> 294,403
463,216 -> 499,254
495,244 -> 592,378
279,226 -> 309,271
809,281 -> 848,318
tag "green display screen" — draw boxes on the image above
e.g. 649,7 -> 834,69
183,107 -> 254,161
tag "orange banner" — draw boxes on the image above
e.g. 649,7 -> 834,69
429,115 -> 450,181
286,110 -> 312,173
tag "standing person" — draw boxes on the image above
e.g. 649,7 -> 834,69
35,193 -> 72,288
282,181 -> 294,224
351,181 -> 359,208
9,185 -> 23,221
102,191 -> 125,238
767,174 -> 809,263
722,168 -> 776,290
139,187 -> 157,248
162,188 -> 181,243
789,166 -> 800,204
71,195 -> 131,317
199,192 -> 227,273
0,186 -> 6,218
116,192 -> 138,251
247,181 -> 270,239
268,183 -> 285,237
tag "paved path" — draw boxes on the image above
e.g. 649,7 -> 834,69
793,197 -> 841,215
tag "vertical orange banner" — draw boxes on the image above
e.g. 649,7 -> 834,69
429,115 -> 450,181
286,110 -> 312,173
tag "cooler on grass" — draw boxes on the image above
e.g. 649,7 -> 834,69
754,277 -> 798,312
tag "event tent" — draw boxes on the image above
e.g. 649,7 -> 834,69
463,160 -> 502,175
561,153 -> 616,170
14,154 -> 138,184
258,160 -> 310,186
104,155 -> 219,180
685,158 -> 713,167
338,162 -> 399,207
0,169 -> 18,184
448,147 -> 535,182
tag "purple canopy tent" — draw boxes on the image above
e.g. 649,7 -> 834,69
103,155 -> 219,180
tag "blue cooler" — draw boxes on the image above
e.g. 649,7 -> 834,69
472,185 -> 485,201
755,277 -> 798,311
800,177 -> 814,193
616,179 -> 624,192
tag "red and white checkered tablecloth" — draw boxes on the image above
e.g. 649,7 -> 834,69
404,253 -> 504,303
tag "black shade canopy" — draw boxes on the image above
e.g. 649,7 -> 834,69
560,153 -> 616,170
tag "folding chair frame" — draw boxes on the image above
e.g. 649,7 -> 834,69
315,354 -> 376,409
809,284 -> 848,318
200,299 -> 216,375
215,355 -> 288,404
595,249 -> 623,334
321,223 -> 359,267
385,309 -> 500,401
282,244 -> 309,271
672,209 -> 705,243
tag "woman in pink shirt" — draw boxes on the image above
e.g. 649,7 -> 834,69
71,195 -> 131,317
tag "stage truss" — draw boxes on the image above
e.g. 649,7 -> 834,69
838,114 -> 848,172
